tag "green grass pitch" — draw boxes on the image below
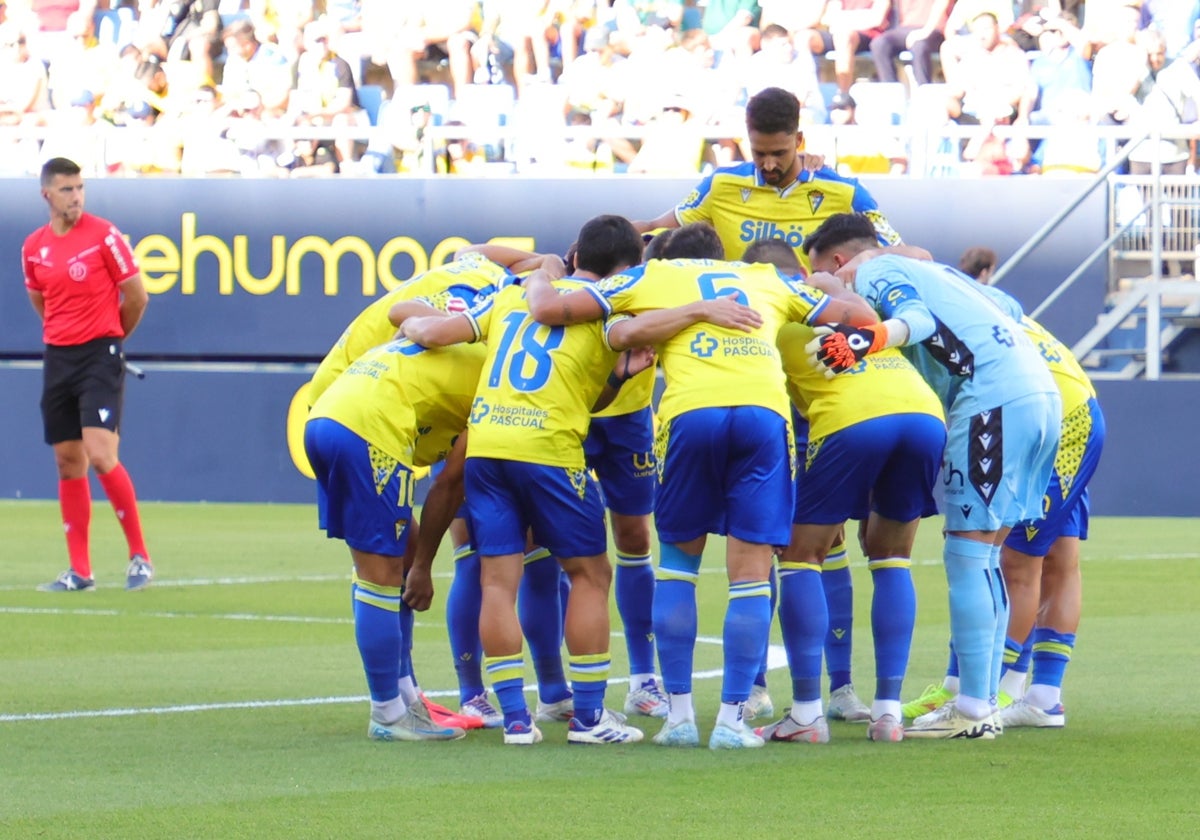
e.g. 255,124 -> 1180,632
1,501 -> 1197,838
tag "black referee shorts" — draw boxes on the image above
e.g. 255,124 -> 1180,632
41,337 -> 126,445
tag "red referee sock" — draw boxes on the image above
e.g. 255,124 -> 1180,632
59,477 -> 92,579
97,463 -> 149,561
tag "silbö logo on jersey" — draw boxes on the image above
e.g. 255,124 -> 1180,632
739,220 -> 806,247
470,397 -> 550,430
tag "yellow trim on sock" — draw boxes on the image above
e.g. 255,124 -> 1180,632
523,547 -> 552,565
656,568 -> 698,584
778,561 -> 822,573
1032,641 -> 1073,659
867,557 -> 912,571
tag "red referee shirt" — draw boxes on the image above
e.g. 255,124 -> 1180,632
23,213 -> 141,347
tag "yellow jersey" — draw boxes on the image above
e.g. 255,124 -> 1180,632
464,280 -> 619,469
308,251 -> 513,404
776,322 -> 944,439
1020,315 -> 1095,416
674,163 -> 901,271
588,259 -> 829,423
308,338 -> 486,467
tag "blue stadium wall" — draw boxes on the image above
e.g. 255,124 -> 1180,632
1,177 -> 1195,515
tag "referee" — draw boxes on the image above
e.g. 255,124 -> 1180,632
22,157 -> 154,592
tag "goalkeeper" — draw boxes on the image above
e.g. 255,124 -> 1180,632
801,212 -> 1062,741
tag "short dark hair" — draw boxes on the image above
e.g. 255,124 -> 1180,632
574,214 -> 643,277
746,86 -> 800,135
743,238 -> 801,274
41,157 -> 81,187
802,213 -> 878,258
642,229 -> 673,261
959,245 -> 998,279
659,222 -> 724,260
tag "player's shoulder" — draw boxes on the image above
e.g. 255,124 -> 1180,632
804,166 -> 862,188
596,264 -> 647,294
22,223 -> 52,252
711,162 -> 758,183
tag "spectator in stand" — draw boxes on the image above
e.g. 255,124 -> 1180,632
220,17 -> 292,118
209,88 -> 287,175
558,24 -> 637,167
700,0 -> 761,62
557,0 -> 599,69
1090,9 -> 1158,126
0,21 -> 51,127
807,0 -> 892,97
1026,12 -> 1092,125
436,120 -> 488,173
1136,37 -> 1200,172
247,0 -> 314,61
324,0 -> 366,84
945,12 -> 1034,127
292,16 -> 363,167
827,91 -> 907,174
741,22 -> 825,124
26,0 -> 96,68
939,0 -> 1014,87
145,0 -> 221,87
472,0 -> 558,93
377,0 -> 478,98
870,0 -> 952,86
627,92 -> 705,174
1140,0 -> 1200,62
39,89 -> 106,175
1080,0 -> 1144,62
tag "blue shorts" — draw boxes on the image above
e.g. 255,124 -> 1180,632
584,407 -> 656,516
797,413 -> 946,525
1006,397 -> 1105,555
303,418 -> 414,556
942,392 -> 1061,532
655,406 -> 795,546
464,457 -> 607,559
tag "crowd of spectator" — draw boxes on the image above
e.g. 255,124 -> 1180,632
0,0 -> 1198,177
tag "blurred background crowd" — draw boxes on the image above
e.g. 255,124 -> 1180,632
1,0 -> 1198,177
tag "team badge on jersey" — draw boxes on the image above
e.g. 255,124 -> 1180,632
808,190 -> 825,214
740,188 -> 752,203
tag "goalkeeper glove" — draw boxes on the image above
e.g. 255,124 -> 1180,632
806,323 -> 888,376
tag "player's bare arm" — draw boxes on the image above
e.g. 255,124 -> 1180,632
401,312 -> 476,347
118,275 -> 149,337
404,432 -> 468,611
606,294 -> 763,351
388,299 -> 443,328
27,289 -> 45,322
524,269 -> 605,325
630,209 -> 680,235
592,347 -> 657,412
454,244 -> 567,277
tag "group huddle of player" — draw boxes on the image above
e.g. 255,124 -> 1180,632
304,206 -> 1103,749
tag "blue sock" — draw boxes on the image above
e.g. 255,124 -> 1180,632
722,580 -> 772,704
446,545 -> 485,703
568,653 -> 611,727
653,543 -> 701,695
822,544 -> 853,692
868,559 -> 916,702
1001,636 -> 1026,676
1030,628 -> 1075,690
615,551 -> 656,678
947,638 -> 960,679
754,564 -> 777,688
988,544 -> 1008,701
778,564 -> 827,704
944,535 -> 997,703
1017,634 -> 1034,672
353,580 -> 403,702
519,551 -> 570,703
485,654 -> 529,726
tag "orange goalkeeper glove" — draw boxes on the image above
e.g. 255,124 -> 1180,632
806,323 -> 889,376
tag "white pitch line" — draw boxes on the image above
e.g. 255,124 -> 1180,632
0,551 -> 1191,594
0,639 -> 789,724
